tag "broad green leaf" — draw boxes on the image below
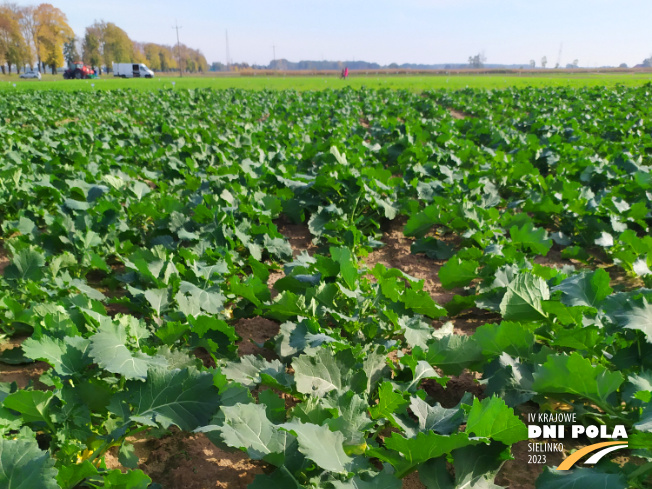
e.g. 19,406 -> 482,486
426,334 -> 484,375
403,289 -> 447,318
89,321 -> 166,380
4,248 -> 45,281
249,467 -> 304,489
281,420 -> 354,474
369,382 -> 408,427
292,348 -> 359,397
439,257 -> 479,290
400,316 -> 434,349
0,438 -> 59,489
3,390 -> 53,425
144,288 -> 170,316
219,403 -> 293,466
22,336 -> 91,377
510,222 -> 552,255
473,321 -> 535,359
499,273 -> 549,321
419,443 -> 509,489
128,367 -> 219,430
465,396 -> 528,445
369,431 -> 485,478
552,269 -> 612,309
616,298 -> 652,343
331,247 -> 359,290
407,396 -> 464,435
102,468 -> 151,488
57,460 -> 98,489
404,205 -> 439,238
330,470 -> 402,489
535,466 -> 627,489
484,354 -> 535,407
118,443 -> 139,469
532,353 -> 624,408
325,392 -> 375,446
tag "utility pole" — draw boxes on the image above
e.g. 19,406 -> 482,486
225,30 -> 230,71
173,20 -> 182,77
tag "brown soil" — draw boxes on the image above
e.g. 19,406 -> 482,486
268,220 -> 316,298
105,429 -> 265,489
364,218 -> 459,306
401,471 -> 426,489
422,371 -> 485,408
274,220 -> 316,257
0,247 -> 9,274
234,317 -> 279,360
448,108 -> 470,120
0,336 -> 50,389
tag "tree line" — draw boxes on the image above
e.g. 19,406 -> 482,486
0,2 -> 207,74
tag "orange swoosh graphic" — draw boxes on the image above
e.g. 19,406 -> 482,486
557,441 -> 627,470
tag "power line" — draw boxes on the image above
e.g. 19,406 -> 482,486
172,21 -> 182,77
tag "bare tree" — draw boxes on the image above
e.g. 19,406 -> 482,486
541,56 -> 547,69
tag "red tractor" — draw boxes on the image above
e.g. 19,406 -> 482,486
63,61 -> 96,80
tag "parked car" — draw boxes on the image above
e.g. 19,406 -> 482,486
112,62 -> 155,78
19,70 -> 41,80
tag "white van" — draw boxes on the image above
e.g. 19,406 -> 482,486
112,62 -> 155,78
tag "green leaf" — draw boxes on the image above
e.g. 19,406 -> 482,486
218,403 -> 294,466
22,336 -> 91,377
89,321 -> 166,380
249,467 -> 304,489
510,222 -> 552,255
402,289 -> 447,318
0,438 -> 59,489
426,334 -> 484,376
128,367 -> 219,430
499,273 -> 549,321
175,281 -> 225,316
419,443 -> 509,489
439,257 -> 479,290
118,443 -> 139,469
4,248 -> 45,281
406,396 -> 464,436
616,298 -> 652,343
331,247 -> 359,290
370,382 -> 409,427
484,354 -> 535,407
552,269 -> 612,309
3,390 -> 53,425
400,316 -> 434,349
465,396 -> 528,445
535,466 -> 627,489
281,420 -> 354,474
411,237 -> 455,260
532,353 -> 624,408
473,321 -> 535,359
325,392 -> 375,446
404,205 -> 439,238
102,468 -> 152,488
330,470 -> 402,489
369,431 -> 484,478
144,288 -> 170,316
57,460 -> 98,489
292,348 -> 358,397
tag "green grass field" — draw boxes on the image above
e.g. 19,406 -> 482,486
1,71 -> 652,92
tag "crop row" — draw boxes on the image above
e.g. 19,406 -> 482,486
0,86 -> 650,488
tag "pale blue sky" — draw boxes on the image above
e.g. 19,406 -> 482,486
13,1 -> 652,67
